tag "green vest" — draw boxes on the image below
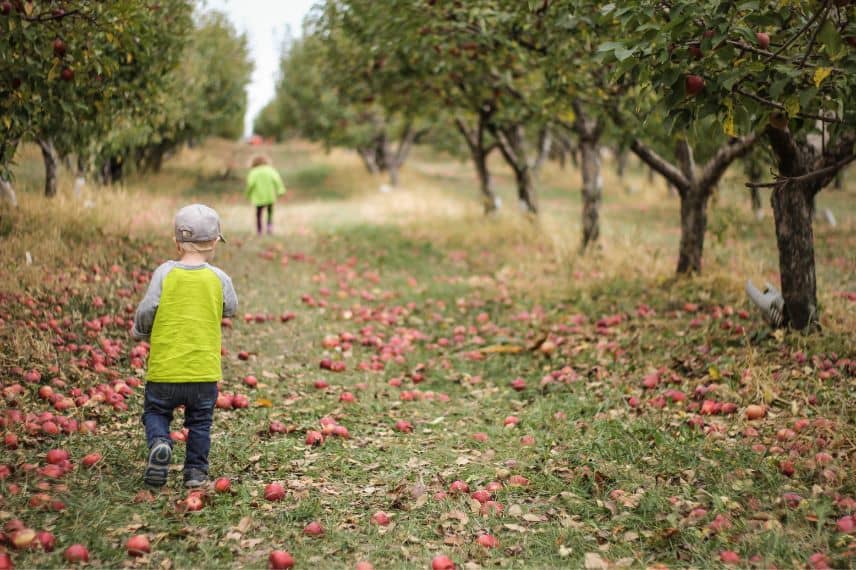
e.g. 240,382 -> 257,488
147,267 -> 224,382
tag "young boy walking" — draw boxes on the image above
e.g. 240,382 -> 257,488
132,204 -> 238,488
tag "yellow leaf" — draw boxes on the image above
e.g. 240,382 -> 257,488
812,67 -> 831,88
708,365 -> 721,380
783,95 -> 800,118
480,344 -> 523,354
255,398 -> 272,408
722,98 -> 736,137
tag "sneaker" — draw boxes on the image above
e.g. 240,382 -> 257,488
143,440 -> 172,487
184,468 -> 209,489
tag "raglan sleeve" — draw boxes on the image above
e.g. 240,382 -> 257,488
131,263 -> 171,341
213,268 -> 238,318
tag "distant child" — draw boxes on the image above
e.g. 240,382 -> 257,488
132,204 -> 238,488
245,155 -> 286,235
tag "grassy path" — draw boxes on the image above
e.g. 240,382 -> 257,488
1,142 -> 854,568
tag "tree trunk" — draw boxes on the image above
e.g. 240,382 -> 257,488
493,124 -> 538,215
474,147 -> 499,213
357,147 -> 380,174
514,166 -> 538,214
677,189 -> 708,274
531,128 -> 552,178
579,138 -> 602,251
455,115 -> 499,214
0,179 -> 16,207
765,125 -> 823,330
771,183 -> 817,329
615,149 -> 628,178
387,162 -> 400,188
38,138 -> 59,198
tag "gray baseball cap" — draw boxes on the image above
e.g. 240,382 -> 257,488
174,204 -> 226,243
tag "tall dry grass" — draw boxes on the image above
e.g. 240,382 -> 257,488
2,138 -> 853,333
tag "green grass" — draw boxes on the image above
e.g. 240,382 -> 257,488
1,140 -> 854,569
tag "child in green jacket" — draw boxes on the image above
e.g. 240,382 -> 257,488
245,155 -> 286,235
132,204 -> 238,488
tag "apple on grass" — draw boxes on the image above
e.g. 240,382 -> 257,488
126,534 -> 151,557
269,550 -> 295,569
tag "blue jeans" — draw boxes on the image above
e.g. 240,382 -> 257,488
142,382 -> 217,474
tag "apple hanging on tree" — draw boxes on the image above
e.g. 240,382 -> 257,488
685,74 -> 704,96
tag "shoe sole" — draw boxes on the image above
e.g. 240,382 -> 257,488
144,443 -> 172,487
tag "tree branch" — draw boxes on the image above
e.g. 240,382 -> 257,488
745,153 -> 855,189
698,133 -> 760,194
733,88 -> 843,123
628,139 -> 690,196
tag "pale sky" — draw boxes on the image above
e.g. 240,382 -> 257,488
204,0 -> 318,136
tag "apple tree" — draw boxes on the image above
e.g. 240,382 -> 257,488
607,0 -> 855,329
0,1 -> 194,197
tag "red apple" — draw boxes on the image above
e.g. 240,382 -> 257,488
355,562 -> 373,570
126,534 -> 150,557
46,449 -> 69,464
746,404 -> 765,420
305,430 -> 324,446
269,420 -> 287,434
432,555 -> 455,570
243,375 -> 258,388
37,530 -> 55,552
510,378 -> 526,391
265,482 -> 286,501
269,550 -> 295,569
371,511 -> 390,526
185,493 -> 204,511
60,67 -> 74,81
339,391 -> 355,403
53,38 -> 66,57
82,453 -> 102,467
720,550 -> 741,565
756,32 -> 770,49
471,490 -> 490,504
476,534 -> 499,548
303,521 -> 324,536
313,379 -> 329,389
0,553 -> 11,570
238,351 -> 250,361
214,477 -> 231,493
685,74 -> 704,96
449,480 -> 469,493
64,544 -> 89,563
394,420 -> 413,433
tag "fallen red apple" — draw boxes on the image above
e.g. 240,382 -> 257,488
371,511 -> 390,526
82,453 -> 102,467
303,521 -> 324,536
476,534 -> 499,548
269,420 -> 287,434
126,534 -> 151,557
36,530 -> 55,552
214,477 -> 231,493
746,404 -> 766,420
510,378 -> 526,391
269,550 -> 295,569
432,554 -> 455,570
305,430 -> 324,446
64,544 -> 89,563
355,561 -> 373,570
265,482 -> 286,501
394,420 -> 413,433
46,449 -> 69,464
449,480 -> 469,493
471,490 -> 490,504
243,375 -> 258,388
185,493 -> 204,511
